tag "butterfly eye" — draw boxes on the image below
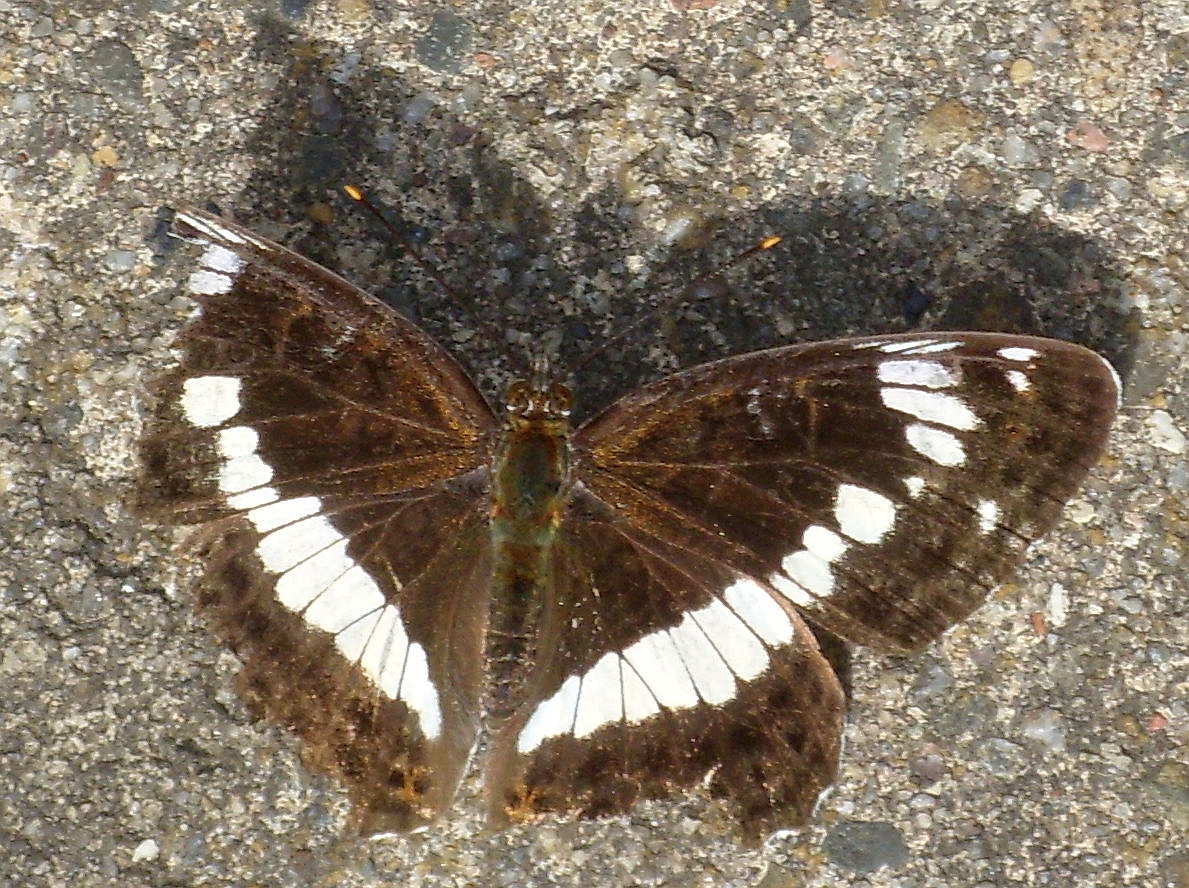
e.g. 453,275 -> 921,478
505,381 -> 531,413
548,383 -> 573,416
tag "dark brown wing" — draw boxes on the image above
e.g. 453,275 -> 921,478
574,332 -> 1118,652
487,332 -> 1117,841
137,208 -> 499,832
485,516 -> 845,844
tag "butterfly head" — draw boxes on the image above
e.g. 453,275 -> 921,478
504,379 -> 573,429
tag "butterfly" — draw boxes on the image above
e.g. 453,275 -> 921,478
136,206 -> 1119,844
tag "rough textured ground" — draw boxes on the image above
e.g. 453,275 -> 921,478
1,1 -> 1186,886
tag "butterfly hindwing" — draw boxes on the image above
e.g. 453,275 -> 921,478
138,209 -> 499,831
486,514 -> 845,843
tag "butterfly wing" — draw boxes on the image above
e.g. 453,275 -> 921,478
485,517 -> 846,842
138,209 -> 499,832
575,332 -> 1119,651
489,332 -> 1118,840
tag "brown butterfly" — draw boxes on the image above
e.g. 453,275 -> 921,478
137,207 -> 1118,843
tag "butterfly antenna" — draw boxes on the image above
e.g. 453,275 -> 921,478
568,235 -> 784,377
344,184 -> 532,379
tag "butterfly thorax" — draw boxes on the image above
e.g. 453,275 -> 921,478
484,380 -> 574,722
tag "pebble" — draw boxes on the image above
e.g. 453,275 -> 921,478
1145,410 -> 1186,454
823,821 -> 910,874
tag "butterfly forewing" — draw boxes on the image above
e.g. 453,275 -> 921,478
139,209 -> 499,831
573,334 -> 1119,652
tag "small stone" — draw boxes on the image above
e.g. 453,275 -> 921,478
1033,19 -> 1066,53
1020,708 -> 1067,752
911,660 -> 953,699
918,99 -> 980,149
1065,499 -> 1096,524
977,737 -> 1026,777
415,11 -> 473,74
955,166 -> 994,197
131,838 -> 159,863
30,15 -> 54,38
335,0 -> 372,21
83,38 -> 144,106
0,638 -> 48,675
823,821 -> 910,874
909,744 -> 947,783
823,48 -> 854,72
104,250 -> 136,273
1008,58 -> 1035,85
1047,582 -> 1070,627
1145,410 -> 1186,454
92,145 -> 119,167
1068,120 -> 1110,152
1015,188 -> 1044,212
1003,133 -> 1039,165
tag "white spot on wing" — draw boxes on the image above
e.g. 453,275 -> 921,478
905,423 -> 965,466
835,483 -> 898,544
1006,369 -> 1031,392
878,339 -> 963,355
303,565 -> 384,634
213,426 -> 275,494
248,496 -> 321,535
331,606 -> 383,662
803,525 -> 848,561
176,211 -> 272,251
774,524 -> 849,605
182,375 -> 241,427
668,615 -> 736,704
998,346 -> 1039,362
904,476 -> 926,498
219,454 -> 275,494
517,675 -> 581,753
878,339 -> 939,354
275,538 -> 354,611
572,653 -> 624,739
210,425 -> 268,492
881,387 -> 980,431
907,341 -> 964,355
723,578 -> 795,646
188,268 -> 236,296
398,643 -> 442,739
689,597 -> 768,680
217,425 -> 259,458
187,243 -> 244,296
621,632 -> 700,710
620,660 -> 659,721
176,212 -> 251,245
976,499 -> 1000,535
877,359 -> 958,388
226,487 -> 279,510
770,570 -> 817,607
203,243 -> 243,273
362,606 -> 411,700
257,514 -> 348,574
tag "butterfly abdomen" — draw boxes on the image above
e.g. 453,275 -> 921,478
485,414 -> 571,721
